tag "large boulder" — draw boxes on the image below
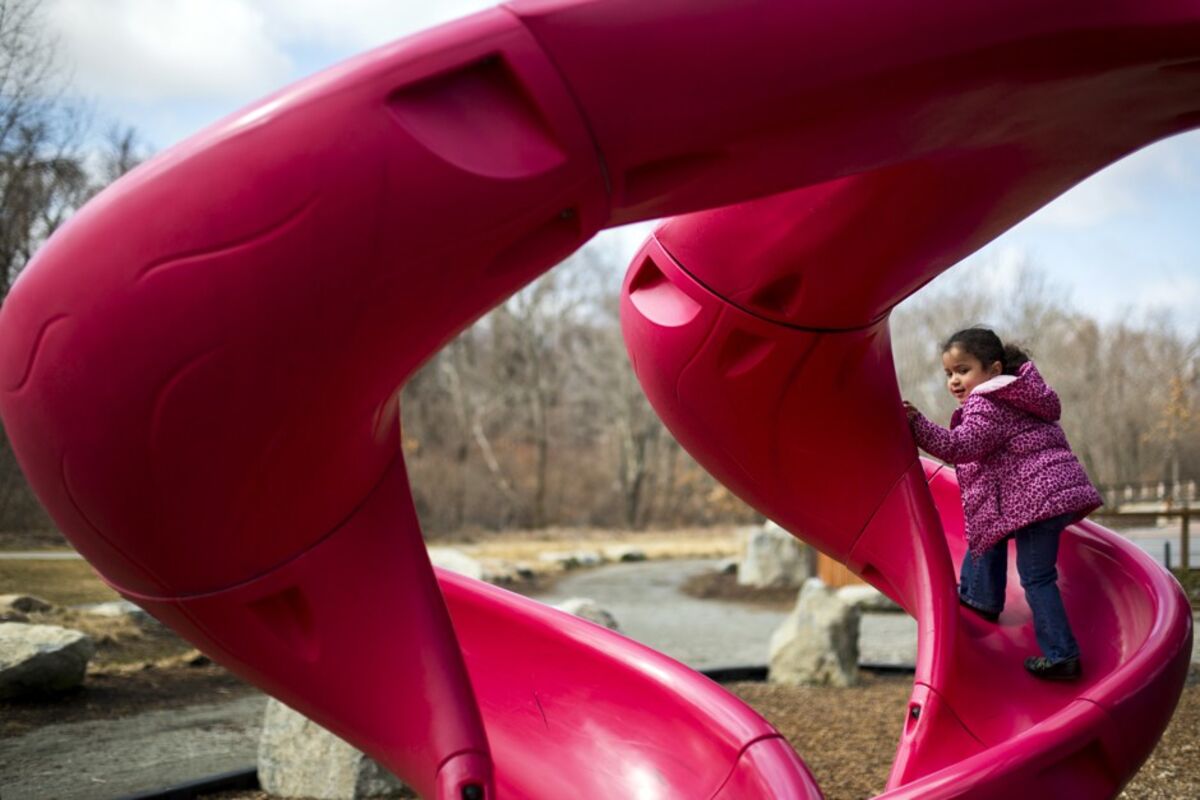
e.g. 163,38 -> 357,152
427,547 -> 484,581
554,597 -> 620,631
538,550 -> 605,570
768,579 -> 860,687
258,699 -> 416,799
738,521 -> 814,589
603,545 -> 648,563
836,584 -> 903,613
427,549 -> 537,586
0,594 -> 54,614
75,599 -> 161,628
0,623 -> 94,699
0,594 -> 54,621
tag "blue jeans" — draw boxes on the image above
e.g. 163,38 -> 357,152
959,512 -> 1080,662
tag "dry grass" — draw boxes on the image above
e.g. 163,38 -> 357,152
0,528 -> 70,550
0,527 -> 744,598
0,559 -> 119,606
680,567 -> 798,610
0,556 -> 196,670
452,526 -> 742,563
19,607 -> 195,668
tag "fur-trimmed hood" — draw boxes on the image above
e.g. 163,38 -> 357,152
974,361 -> 1061,422
952,361 -> 1061,428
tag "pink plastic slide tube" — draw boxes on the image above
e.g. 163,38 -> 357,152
0,0 -> 1197,797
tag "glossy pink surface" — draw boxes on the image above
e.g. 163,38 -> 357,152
0,1 -> 1197,797
621,233 -> 1193,792
438,570 -> 822,798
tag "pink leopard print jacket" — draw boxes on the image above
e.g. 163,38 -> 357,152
909,362 -> 1102,555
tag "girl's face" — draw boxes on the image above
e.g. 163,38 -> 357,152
942,346 -> 1002,404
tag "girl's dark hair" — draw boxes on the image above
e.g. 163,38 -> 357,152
942,327 -> 1030,375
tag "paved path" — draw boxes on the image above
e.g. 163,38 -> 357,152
0,695 -> 266,800
536,558 -> 788,669
534,557 -> 918,669
1119,525 -> 1200,569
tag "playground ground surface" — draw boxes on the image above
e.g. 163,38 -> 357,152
1,528 -> 1198,798
175,671 -> 1200,800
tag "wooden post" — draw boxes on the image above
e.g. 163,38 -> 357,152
1182,508 -> 1191,572
816,552 -> 865,588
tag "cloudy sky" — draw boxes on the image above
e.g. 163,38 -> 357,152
43,0 -> 1200,329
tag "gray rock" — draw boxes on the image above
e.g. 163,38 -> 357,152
427,547 -> 484,581
0,594 -> 54,615
0,623 -> 94,699
554,597 -> 621,630
538,550 -> 605,569
768,579 -> 860,687
479,561 -> 516,584
738,521 -> 814,588
258,699 -> 416,799
75,599 -> 160,627
428,551 -> 534,586
836,584 -> 902,613
604,545 -> 648,563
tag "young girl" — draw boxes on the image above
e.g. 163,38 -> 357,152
903,327 -> 1102,681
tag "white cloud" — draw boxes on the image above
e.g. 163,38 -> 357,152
595,220 -> 658,264
1135,273 -> 1200,319
258,0 -> 498,51
46,0 -> 293,104
1033,171 -> 1140,228
961,243 -> 1049,300
44,0 -> 501,108
1031,132 -> 1200,229
976,243 -> 1031,293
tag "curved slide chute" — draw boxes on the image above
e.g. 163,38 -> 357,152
437,569 -> 822,798
0,1 -> 1196,797
619,169 -> 1196,793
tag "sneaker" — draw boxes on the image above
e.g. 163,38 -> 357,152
959,598 -> 1000,623
1025,656 -> 1082,681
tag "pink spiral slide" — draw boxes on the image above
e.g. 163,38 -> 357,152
0,2 -> 1196,797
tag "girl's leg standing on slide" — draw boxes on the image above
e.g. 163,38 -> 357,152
1015,513 -> 1080,664
959,540 -> 1007,619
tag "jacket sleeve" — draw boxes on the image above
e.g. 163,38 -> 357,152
909,401 -> 1007,464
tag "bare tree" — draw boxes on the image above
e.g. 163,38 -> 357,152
400,238 -> 760,535
0,0 -> 146,533
893,257 -> 1200,492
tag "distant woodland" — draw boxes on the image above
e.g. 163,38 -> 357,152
399,249 -> 1198,534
